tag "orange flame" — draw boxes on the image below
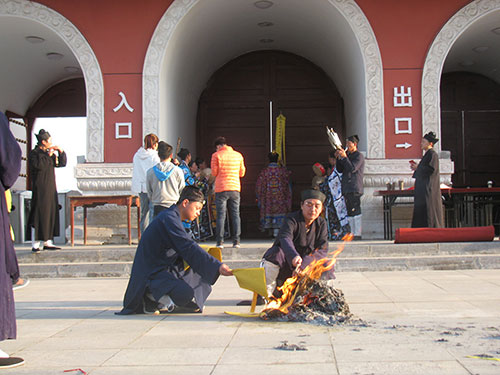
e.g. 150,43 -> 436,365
263,233 -> 353,315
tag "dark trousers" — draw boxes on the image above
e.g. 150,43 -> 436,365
153,205 -> 168,218
215,191 -> 241,244
344,192 -> 362,216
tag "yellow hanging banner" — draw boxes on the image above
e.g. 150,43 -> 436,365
275,113 -> 286,166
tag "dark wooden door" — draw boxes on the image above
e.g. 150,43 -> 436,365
441,73 -> 500,187
197,50 -> 345,237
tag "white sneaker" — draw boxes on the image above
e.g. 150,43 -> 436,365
158,295 -> 175,313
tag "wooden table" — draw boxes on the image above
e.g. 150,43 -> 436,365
70,195 -> 141,246
374,188 -> 500,240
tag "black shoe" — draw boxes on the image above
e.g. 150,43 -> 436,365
216,242 -> 224,249
31,248 -> 41,253
232,241 -> 241,248
0,357 -> 25,369
43,245 -> 61,250
236,295 -> 265,306
143,296 -> 160,314
171,300 -> 201,313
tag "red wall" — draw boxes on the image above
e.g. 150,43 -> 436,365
357,0 -> 472,158
37,0 -> 473,161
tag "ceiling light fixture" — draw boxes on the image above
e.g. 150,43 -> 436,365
459,60 -> 474,67
64,66 -> 80,73
472,46 -> 489,53
260,38 -> 274,43
491,27 -> 500,35
254,1 -> 273,9
25,36 -> 45,44
46,52 -> 64,61
258,21 -> 274,27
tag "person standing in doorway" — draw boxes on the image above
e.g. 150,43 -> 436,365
0,112 -> 24,369
211,137 -> 246,248
255,151 -> 291,237
335,134 -> 365,240
410,132 -> 443,228
132,133 -> 160,234
28,129 -> 67,253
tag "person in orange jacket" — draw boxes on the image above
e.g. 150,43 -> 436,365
210,137 -> 246,249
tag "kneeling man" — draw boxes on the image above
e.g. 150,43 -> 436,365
261,189 -> 329,298
119,186 -> 233,314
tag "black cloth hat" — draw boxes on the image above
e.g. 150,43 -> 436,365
347,134 -> 360,144
301,189 -> 326,203
35,129 -> 51,143
423,131 -> 439,144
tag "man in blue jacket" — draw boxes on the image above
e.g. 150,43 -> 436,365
118,186 -> 233,315
335,135 -> 365,240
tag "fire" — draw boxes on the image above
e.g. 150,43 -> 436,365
262,233 -> 353,315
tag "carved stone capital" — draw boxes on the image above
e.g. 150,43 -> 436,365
0,0 -> 104,162
75,163 -> 133,193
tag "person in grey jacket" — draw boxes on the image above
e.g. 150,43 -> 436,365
146,141 -> 185,217
335,134 -> 365,239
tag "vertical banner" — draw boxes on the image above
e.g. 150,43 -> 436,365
275,113 -> 286,166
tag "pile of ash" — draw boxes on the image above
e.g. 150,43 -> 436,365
261,278 -> 353,326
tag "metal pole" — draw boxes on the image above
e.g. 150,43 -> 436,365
269,101 -> 273,152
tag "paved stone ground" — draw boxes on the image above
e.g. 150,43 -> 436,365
2,270 -> 500,374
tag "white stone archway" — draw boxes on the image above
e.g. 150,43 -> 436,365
142,0 -> 385,159
422,0 -> 500,152
0,0 -> 104,162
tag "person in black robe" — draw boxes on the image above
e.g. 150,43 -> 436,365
335,134 -> 365,239
27,129 -> 67,253
0,111 -> 25,369
261,189 -> 329,299
411,131 -> 443,228
118,186 -> 233,315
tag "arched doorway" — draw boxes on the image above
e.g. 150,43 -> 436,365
441,72 -> 500,187
197,50 -> 345,237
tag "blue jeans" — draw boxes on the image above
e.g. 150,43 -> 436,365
215,191 -> 241,244
139,193 -> 154,234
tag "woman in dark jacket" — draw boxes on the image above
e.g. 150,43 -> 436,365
410,131 -> 443,228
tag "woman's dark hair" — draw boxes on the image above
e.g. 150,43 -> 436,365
178,148 -> 190,161
268,152 -> 279,163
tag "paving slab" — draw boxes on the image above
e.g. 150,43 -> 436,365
1,270 -> 500,374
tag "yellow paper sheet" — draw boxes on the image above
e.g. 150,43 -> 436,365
232,268 -> 268,297
184,246 -> 223,271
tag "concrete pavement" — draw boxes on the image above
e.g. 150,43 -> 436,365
3,270 -> 500,374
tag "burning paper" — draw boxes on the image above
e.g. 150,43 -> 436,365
261,234 -> 354,326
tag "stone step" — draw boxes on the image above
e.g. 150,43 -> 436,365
18,254 -> 500,278
15,240 -> 500,264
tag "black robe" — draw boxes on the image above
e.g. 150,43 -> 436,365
263,210 -> 329,282
119,205 -> 222,315
0,112 -> 22,341
27,145 -> 67,241
411,148 -> 443,228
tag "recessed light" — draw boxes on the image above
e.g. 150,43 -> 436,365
254,1 -> 273,9
492,27 -> 500,35
258,21 -> 274,27
473,46 -> 489,53
46,52 -> 64,61
25,36 -> 45,44
64,66 -> 80,73
260,38 -> 274,43
459,60 -> 474,67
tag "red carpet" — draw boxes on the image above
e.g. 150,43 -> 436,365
395,226 -> 495,243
